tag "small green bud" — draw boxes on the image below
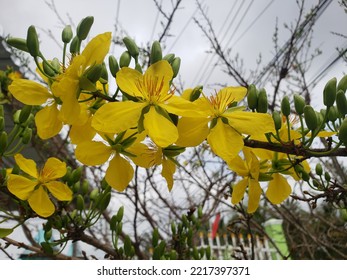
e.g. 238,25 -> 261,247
71,166 -> 83,183
19,105 -> 32,123
124,235 -> 133,257
77,16 -> 94,40
315,163 -> 323,176
13,110 -> 20,124
0,117 -> 4,132
86,64 -> 103,83
116,206 -> 124,223
122,37 -> 139,58
75,194 -> 85,211
171,57 -> 181,78
90,188 -> 99,201
272,111 -> 282,130
293,94 -> 306,115
337,74 -> 347,92
6,37 -> 29,52
119,51 -> 131,68
116,222 -> 123,235
69,36 -> 80,54
135,62 -> 143,73
21,128 -> 32,144
72,181 -> 80,193
150,41 -> 162,64
338,118 -> 347,145
336,90 -> 347,116
62,25 -> 73,43
0,131 -> 8,154
324,171 -> 331,182
97,192 -> 111,211
51,58 -> 61,72
163,53 -> 175,64
26,25 -> 40,57
304,105 -> 318,131
189,85 -> 203,102
81,180 -> 89,195
171,222 -> 176,235
281,96 -> 291,117
312,179 -> 320,188
323,77 -> 337,108
108,55 -> 119,77
42,60 -> 56,77
247,84 -> 258,110
327,106 -> 338,122
257,88 -> 268,113
110,215 -> 118,231
100,63 -> 108,84
44,229 -> 52,241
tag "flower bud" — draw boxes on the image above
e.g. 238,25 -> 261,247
71,166 -> 83,183
6,37 -> 29,53
247,84 -> 258,110
0,131 -> 8,154
304,105 -> 318,131
97,191 -> 111,211
81,179 -> 89,195
100,63 -> 108,84
171,57 -> 181,78
272,111 -> 282,130
119,51 -> 131,68
189,85 -> 203,102
163,53 -> 175,64
77,16 -> 94,40
281,96 -> 290,117
72,181 -> 80,193
123,36 -> 139,58
108,55 -> 119,77
75,194 -> 85,211
69,36 -> 80,54
19,105 -> 32,123
323,77 -> 337,108
293,94 -> 305,115
26,25 -> 41,57
21,128 -> 32,144
110,215 -> 118,231
116,206 -> 124,223
44,229 -> 52,241
315,163 -> 323,176
42,60 -> 56,77
327,106 -> 338,122
135,62 -> 143,73
324,171 -> 331,182
257,88 -> 268,113
336,90 -> 347,116
90,188 -> 99,201
337,74 -> 347,92
0,117 -> 4,132
62,25 -> 73,43
150,41 -> 162,65
86,64 -> 103,83
116,222 -> 123,235
338,118 -> 347,145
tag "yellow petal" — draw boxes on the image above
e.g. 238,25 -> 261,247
217,86 -> 247,103
227,155 -> 248,177
41,158 -> 67,181
28,186 -> 55,217
35,105 -> 63,139
45,181 -> 73,201
14,154 -> 38,178
70,117 -> 96,144
92,101 -> 145,133
116,67 -> 144,98
266,173 -> 292,204
128,143 -> 162,168
9,79 -> 51,105
144,106 -> 178,147
231,178 -> 248,205
7,174 -> 37,200
176,117 -> 209,147
247,179 -> 262,213
105,154 -> 134,192
75,141 -> 112,165
162,157 -> 176,191
225,111 -> 275,136
81,32 -> 111,69
160,96 -> 205,117
207,118 -> 244,162
144,60 -> 173,97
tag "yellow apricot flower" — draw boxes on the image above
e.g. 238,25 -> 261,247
7,154 -> 72,217
176,87 -> 275,162
228,148 -> 262,213
92,60 -> 200,147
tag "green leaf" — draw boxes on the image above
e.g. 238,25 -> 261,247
0,228 -> 13,238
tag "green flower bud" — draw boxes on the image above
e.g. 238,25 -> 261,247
90,188 -> 99,201
163,53 -> 175,64
247,84 -> 258,110
110,215 -> 118,231
171,222 -> 176,235
338,118 -> 347,145
122,36 -> 139,58
323,77 -> 337,108
336,90 -> 347,116
135,62 -> 143,73
257,88 -> 268,113
124,235 -> 133,257
21,128 -> 32,144
324,171 -> 331,182
304,105 -> 318,131
281,96 -> 291,117
51,58 -> 61,72
115,206 -> 124,223
71,166 -> 83,183
315,163 -> 323,176
108,55 -> 119,77
75,194 -> 85,211
300,170 -> 310,182
69,36 -> 80,54
100,63 -> 108,84
97,192 -> 111,211
150,41 -> 162,65
26,25 -> 40,57
72,181 -> 80,193
42,60 -> 56,77
272,111 -> 282,130
327,106 -> 338,122
44,229 -> 52,241
293,94 -> 305,115
77,16 -> 94,41
13,110 -> 20,124
0,117 -> 4,132
62,25 -> 73,43
337,74 -> 347,92
0,131 -> 8,154
119,51 -> 131,68
171,57 -> 181,78
86,64 -> 103,83
6,37 -> 29,53
81,180 -> 89,195
116,222 -> 123,235
19,105 -> 32,123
